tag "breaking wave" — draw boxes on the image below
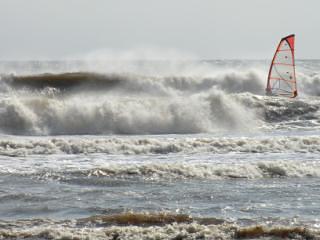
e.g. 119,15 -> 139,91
1,135 -> 320,156
20,160 -> 320,182
0,70 -> 265,95
0,70 -> 265,135
0,60 -> 319,136
0,92 -> 261,135
0,212 -> 319,240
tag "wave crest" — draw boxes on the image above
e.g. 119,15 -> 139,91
1,136 -> 320,156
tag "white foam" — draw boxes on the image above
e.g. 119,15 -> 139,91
0,219 -> 234,240
2,135 -> 320,179
0,89 -> 261,135
1,135 -> 320,156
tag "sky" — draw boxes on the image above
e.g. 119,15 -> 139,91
0,0 -> 319,60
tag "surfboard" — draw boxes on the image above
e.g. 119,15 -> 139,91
266,34 -> 297,98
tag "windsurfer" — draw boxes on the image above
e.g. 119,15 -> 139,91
292,90 -> 297,98
266,34 -> 297,98
265,87 -> 272,96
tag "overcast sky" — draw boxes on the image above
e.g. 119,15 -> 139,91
0,0 -> 318,60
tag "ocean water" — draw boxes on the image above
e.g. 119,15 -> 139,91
1,60 -> 320,239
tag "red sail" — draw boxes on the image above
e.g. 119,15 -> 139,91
266,34 -> 297,98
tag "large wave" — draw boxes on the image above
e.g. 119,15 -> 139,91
1,70 -> 265,94
0,60 -> 319,135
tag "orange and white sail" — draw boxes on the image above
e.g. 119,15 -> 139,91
266,34 -> 297,98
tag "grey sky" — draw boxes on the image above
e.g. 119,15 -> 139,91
0,0 -> 318,60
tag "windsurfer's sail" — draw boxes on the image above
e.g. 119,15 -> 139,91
266,34 -> 297,98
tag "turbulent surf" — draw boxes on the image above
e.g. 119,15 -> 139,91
1,60 -> 320,239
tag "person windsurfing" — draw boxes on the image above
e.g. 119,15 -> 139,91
266,34 -> 298,98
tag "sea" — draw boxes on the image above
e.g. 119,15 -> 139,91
0,59 -> 320,239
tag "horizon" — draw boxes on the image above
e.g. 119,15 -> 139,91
0,58 -> 319,62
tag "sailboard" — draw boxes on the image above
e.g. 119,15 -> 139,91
266,34 -> 297,98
